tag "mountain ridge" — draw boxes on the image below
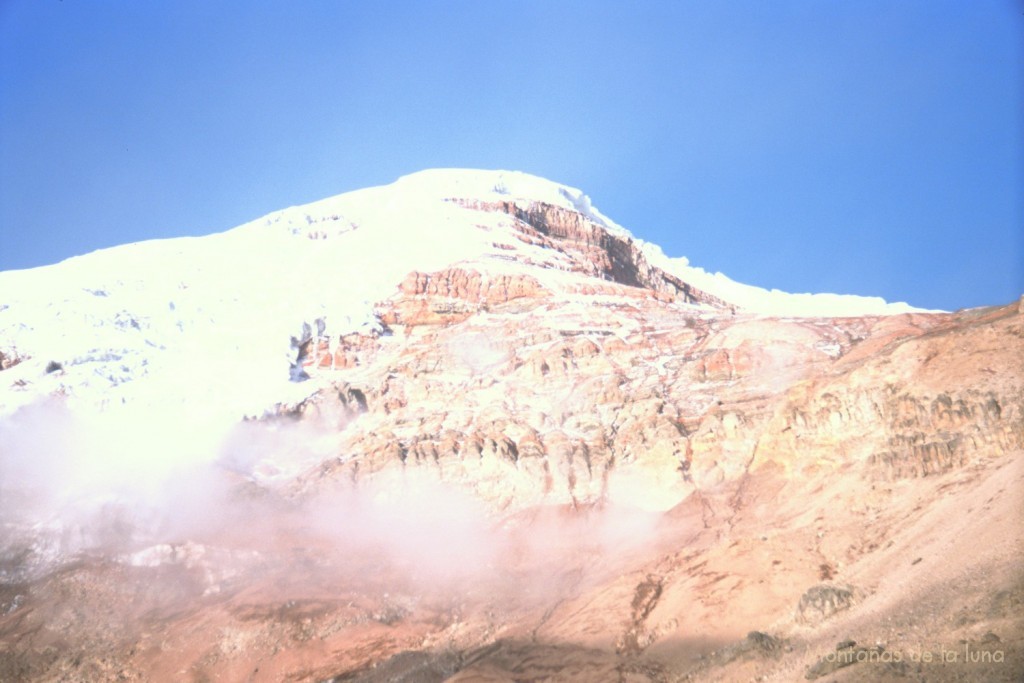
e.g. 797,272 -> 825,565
0,168 -> 928,421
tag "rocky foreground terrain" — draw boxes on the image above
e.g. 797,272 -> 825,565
1,171 -> 1022,681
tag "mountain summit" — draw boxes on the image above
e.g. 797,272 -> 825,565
0,169 -> 919,420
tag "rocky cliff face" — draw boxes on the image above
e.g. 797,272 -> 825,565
1,173 -> 1021,682
457,199 -> 732,307
291,264 -> 1022,518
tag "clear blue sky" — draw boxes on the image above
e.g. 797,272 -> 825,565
1,1 -> 1021,310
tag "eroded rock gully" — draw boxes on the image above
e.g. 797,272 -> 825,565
3,271 -> 1023,680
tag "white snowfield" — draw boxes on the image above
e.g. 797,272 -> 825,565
0,168 -> 923,424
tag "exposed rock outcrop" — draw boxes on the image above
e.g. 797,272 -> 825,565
290,297 -> 1022,518
379,267 -> 548,328
796,584 -> 856,625
456,199 -> 732,308
0,350 -> 24,371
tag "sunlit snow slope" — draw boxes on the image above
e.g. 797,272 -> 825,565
0,169 -> 922,422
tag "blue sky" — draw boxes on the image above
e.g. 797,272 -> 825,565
1,1 -> 1021,311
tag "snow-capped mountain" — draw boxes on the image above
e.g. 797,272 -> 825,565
1,169 -> 1022,682
0,169 -> 920,421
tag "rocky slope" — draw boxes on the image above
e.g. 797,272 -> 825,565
0,170 -> 1021,682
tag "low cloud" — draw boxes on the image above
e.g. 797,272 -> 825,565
0,398 -> 667,618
